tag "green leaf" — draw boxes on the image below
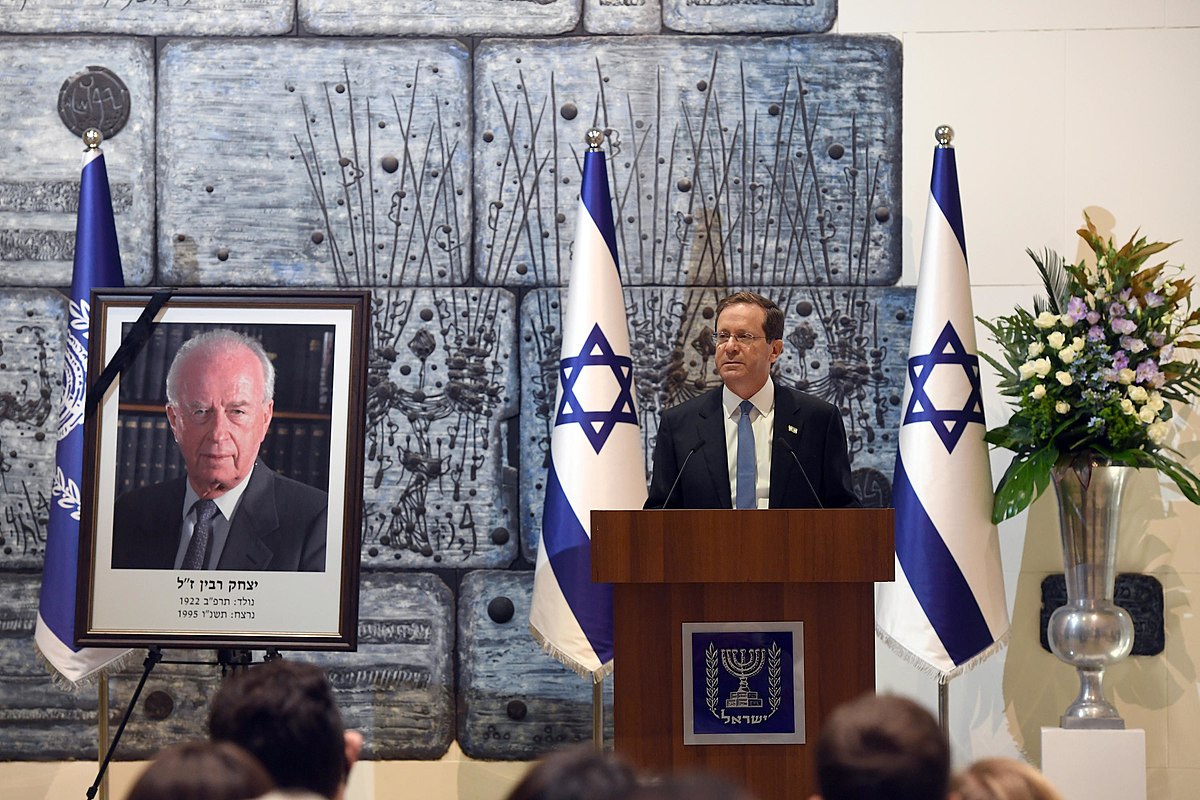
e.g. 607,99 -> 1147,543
992,445 -> 1058,523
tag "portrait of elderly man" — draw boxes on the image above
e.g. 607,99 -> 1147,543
111,328 -> 328,571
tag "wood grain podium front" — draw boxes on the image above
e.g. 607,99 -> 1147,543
591,509 -> 894,800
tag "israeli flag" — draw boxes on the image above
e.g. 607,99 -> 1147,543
530,137 -> 646,680
876,134 -> 1010,680
34,142 -> 131,686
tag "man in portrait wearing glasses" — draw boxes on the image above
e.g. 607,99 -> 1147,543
111,328 -> 327,571
645,291 -> 859,510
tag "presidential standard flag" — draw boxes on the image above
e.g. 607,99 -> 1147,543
876,129 -> 1009,680
530,131 -> 647,681
34,136 -> 130,686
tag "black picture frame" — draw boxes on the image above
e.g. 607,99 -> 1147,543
75,289 -> 369,651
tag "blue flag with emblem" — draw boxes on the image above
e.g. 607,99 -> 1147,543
530,134 -> 647,681
876,131 -> 1009,680
34,140 -> 130,687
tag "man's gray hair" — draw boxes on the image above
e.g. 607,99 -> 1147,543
165,329 -> 275,406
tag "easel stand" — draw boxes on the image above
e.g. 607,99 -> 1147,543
86,647 -> 279,799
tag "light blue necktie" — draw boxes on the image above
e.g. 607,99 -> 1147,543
736,399 -> 756,509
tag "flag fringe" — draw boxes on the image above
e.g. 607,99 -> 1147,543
530,625 -> 613,684
32,642 -> 135,693
875,625 -> 1011,685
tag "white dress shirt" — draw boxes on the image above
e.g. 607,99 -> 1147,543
722,378 -> 775,509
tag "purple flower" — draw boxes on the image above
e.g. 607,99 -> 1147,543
1086,311 -> 1101,325
1109,302 -> 1126,318
1136,360 -> 1160,384
1087,325 -> 1104,341
1120,336 -> 1147,353
1145,291 -> 1164,308
1111,317 -> 1137,335
1150,332 -> 1166,347
1067,296 -> 1088,322
1112,350 -> 1130,370
1119,288 -> 1133,302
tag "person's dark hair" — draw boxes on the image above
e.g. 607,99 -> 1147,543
815,693 -> 949,800
628,770 -> 758,800
715,292 -> 785,341
125,740 -> 275,800
503,745 -> 638,800
208,660 -> 346,800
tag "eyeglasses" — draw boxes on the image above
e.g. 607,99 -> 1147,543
707,331 -> 770,346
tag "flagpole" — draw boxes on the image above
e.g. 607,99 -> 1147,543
593,678 -> 603,751
98,675 -> 110,800
938,681 -> 949,739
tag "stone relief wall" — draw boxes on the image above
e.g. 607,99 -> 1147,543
0,0 -> 910,762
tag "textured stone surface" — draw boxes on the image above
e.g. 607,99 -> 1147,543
300,0 -> 578,36
663,0 -> 836,34
0,37 -> 154,287
458,570 -> 611,759
0,291 -> 65,571
475,35 -> 902,288
0,1 -> 293,36
158,39 -> 472,287
583,0 -> 661,35
518,286 -> 913,557
360,288 -> 520,570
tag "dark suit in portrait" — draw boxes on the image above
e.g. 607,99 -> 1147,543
645,384 -> 860,510
111,461 -> 327,571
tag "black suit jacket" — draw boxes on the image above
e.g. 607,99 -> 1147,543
645,384 -> 859,509
111,461 -> 328,571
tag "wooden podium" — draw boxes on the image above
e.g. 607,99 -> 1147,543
591,509 -> 894,800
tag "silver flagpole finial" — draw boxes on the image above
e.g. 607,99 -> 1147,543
83,128 -> 103,152
585,128 -> 604,151
934,125 -> 954,148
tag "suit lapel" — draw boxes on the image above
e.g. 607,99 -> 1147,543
769,387 -> 807,507
696,388 -> 733,508
216,462 -> 278,570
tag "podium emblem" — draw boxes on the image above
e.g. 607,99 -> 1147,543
682,621 -> 805,745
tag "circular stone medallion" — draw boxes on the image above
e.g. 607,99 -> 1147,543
58,65 -> 131,140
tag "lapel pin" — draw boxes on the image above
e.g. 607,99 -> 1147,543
788,425 -> 798,434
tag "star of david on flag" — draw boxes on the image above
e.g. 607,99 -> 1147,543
876,132 -> 1009,680
34,137 -> 132,687
530,135 -> 647,681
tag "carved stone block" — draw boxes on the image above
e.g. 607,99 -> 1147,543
299,0 -> 578,36
0,37 -> 154,287
158,39 -> 472,287
475,35 -> 901,288
0,1 -> 293,36
663,0 -> 836,34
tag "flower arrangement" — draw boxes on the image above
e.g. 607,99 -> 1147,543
980,214 -> 1200,522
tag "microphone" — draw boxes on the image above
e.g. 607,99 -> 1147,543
777,438 -> 824,509
659,439 -> 705,509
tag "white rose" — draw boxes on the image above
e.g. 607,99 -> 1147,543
1127,385 -> 1149,403
1047,331 -> 1066,349
1061,313 -> 1077,328
1031,384 -> 1047,399
1058,347 -> 1078,364
1121,399 -> 1136,415
1018,361 -> 1037,381
1139,406 -> 1158,424
1148,421 -> 1170,444
1072,336 -> 1086,351
1118,368 -> 1136,385
1034,311 -> 1060,329
1056,401 -> 1071,414
1027,341 -> 1045,357
1033,358 -> 1052,378
1056,371 -> 1073,386
1147,392 -> 1165,412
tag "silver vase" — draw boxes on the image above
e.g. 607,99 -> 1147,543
1047,462 -> 1135,729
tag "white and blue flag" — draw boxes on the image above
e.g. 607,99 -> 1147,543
530,139 -> 646,681
34,142 -> 130,686
876,135 -> 1009,680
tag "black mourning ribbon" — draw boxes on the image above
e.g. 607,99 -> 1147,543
84,289 -> 176,420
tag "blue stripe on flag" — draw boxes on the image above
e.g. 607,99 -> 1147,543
542,462 -> 614,664
893,453 -> 993,667
581,151 -> 619,269
931,147 -> 967,258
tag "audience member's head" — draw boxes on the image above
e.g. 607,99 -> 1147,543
503,745 -> 639,800
629,770 -> 759,800
953,757 -> 1064,800
208,660 -> 352,800
813,692 -> 949,800
124,740 -> 274,800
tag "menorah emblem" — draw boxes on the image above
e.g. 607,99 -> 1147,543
721,647 -> 766,708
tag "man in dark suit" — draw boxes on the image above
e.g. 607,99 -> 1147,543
646,292 -> 859,509
111,329 -> 327,571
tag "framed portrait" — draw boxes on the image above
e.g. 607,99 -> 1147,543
76,289 -> 369,651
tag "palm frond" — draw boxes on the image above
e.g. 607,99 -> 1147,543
1027,247 -> 1070,315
